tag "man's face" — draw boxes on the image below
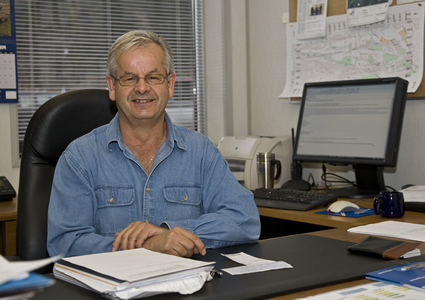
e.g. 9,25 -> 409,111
106,44 -> 176,125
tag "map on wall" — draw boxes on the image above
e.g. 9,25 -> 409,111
280,2 -> 424,98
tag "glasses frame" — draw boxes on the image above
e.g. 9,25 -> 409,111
111,73 -> 170,86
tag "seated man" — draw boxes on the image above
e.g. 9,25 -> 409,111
47,30 -> 261,258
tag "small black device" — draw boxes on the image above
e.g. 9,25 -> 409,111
0,176 -> 17,201
281,128 -> 311,191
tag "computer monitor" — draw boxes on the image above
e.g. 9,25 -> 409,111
292,77 -> 408,198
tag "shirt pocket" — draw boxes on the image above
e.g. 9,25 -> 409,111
95,186 -> 136,235
163,186 -> 202,220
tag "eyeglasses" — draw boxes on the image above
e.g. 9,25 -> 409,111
112,73 -> 168,86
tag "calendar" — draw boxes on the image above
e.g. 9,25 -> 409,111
0,52 -> 17,89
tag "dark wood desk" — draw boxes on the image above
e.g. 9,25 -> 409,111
0,197 -> 17,256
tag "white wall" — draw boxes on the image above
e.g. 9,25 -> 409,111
0,104 -> 20,189
204,0 -> 250,143
246,0 -> 425,190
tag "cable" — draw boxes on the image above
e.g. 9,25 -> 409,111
321,163 -> 356,190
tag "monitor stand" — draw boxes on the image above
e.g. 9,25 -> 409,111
328,186 -> 381,199
328,165 -> 386,199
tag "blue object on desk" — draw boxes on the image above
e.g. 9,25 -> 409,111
366,262 -> 425,290
0,272 -> 54,296
316,208 -> 375,218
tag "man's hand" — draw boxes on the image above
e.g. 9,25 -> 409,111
112,222 -> 206,258
142,227 -> 206,257
112,221 -> 165,252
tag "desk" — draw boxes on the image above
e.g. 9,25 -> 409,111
31,227 -> 425,300
258,198 -> 425,228
273,227 -> 425,299
0,197 -> 17,256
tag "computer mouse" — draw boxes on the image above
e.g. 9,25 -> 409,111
327,200 -> 360,213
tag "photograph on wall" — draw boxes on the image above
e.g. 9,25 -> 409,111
0,0 -> 11,37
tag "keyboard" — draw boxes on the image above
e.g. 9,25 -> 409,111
253,188 -> 338,211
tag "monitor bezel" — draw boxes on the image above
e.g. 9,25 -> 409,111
292,77 -> 408,167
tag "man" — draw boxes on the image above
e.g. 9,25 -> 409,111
47,31 -> 261,258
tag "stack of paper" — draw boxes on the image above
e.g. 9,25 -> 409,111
53,248 -> 215,299
0,255 -> 58,298
400,185 -> 425,202
348,221 -> 425,243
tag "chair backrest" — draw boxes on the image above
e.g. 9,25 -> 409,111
17,89 -> 117,269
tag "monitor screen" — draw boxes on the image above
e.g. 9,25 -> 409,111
293,77 -> 408,198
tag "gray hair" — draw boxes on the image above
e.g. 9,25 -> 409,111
106,31 -> 175,79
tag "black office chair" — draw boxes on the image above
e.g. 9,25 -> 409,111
16,89 -> 117,273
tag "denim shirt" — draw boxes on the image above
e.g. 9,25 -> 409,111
47,112 -> 261,257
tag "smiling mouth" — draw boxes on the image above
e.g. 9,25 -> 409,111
133,99 -> 153,103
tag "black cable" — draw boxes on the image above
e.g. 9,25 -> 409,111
321,163 -> 356,190
385,186 -> 397,192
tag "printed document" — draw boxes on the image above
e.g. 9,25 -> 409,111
54,248 -> 215,299
296,0 -> 328,40
346,0 -> 392,27
296,281 -> 425,299
348,221 -> 425,243
220,252 -> 293,275
400,185 -> 425,202
0,254 -> 60,285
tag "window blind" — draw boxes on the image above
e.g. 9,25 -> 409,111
15,0 -> 205,144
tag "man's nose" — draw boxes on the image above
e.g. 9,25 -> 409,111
134,77 -> 151,93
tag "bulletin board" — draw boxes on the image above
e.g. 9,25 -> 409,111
288,0 -> 425,99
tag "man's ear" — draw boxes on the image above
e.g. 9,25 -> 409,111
106,76 -> 117,101
167,73 -> 176,99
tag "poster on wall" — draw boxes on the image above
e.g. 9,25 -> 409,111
280,2 -> 424,98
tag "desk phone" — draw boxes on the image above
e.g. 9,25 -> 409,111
0,176 -> 16,201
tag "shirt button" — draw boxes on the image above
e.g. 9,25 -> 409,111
183,195 -> 188,201
146,219 -> 150,224
109,198 -> 115,204
146,188 -> 151,193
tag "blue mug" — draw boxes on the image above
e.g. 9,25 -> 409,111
374,191 -> 405,218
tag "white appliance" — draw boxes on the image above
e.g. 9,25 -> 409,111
217,136 -> 292,190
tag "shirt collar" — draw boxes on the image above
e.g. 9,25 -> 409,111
106,111 -> 188,152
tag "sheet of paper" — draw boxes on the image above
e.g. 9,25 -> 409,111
402,248 -> 421,258
0,254 -> 61,285
220,252 -> 293,275
347,0 -> 391,27
296,281 -> 425,299
221,252 -> 277,265
400,185 -> 425,202
348,221 -> 425,242
222,261 -> 292,275
296,0 -> 328,40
